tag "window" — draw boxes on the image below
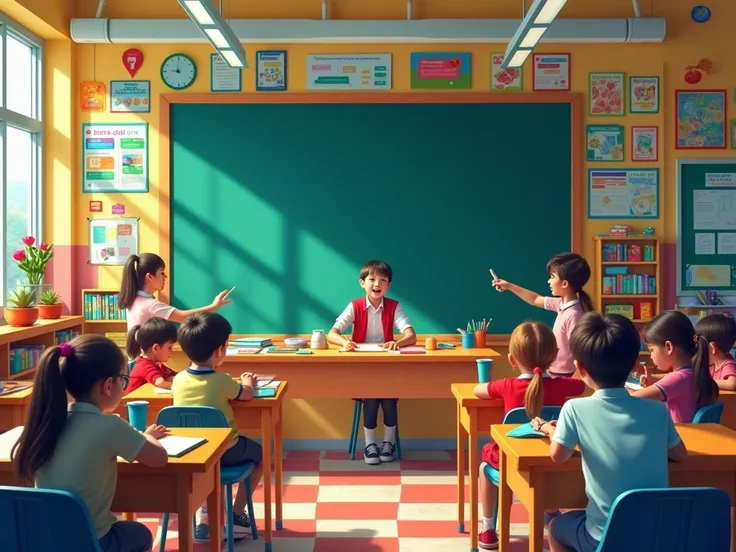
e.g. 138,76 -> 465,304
0,18 -> 42,304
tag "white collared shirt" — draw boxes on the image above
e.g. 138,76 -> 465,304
333,297 -> 413,343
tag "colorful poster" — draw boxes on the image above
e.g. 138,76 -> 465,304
490,53 -> 521,91
589,73 -> 625,115
110,81 -> 150,113
631,126 -> 658,162
210,54 -> 242,92
589,169 -> 659,218
80,81 -> 106,112
686,265 -> 731,288
256,50 -> 287,91
306,54 -> 391,90
629,76 -> 660,113
82,123 -> 148,193
532,53 -> 570,91
410,52 -> 471,89
676,90 -> 727,149
88,218 -> 139,265
586,125 -> 624,161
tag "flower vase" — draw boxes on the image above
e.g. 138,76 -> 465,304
22,283 -> 51,305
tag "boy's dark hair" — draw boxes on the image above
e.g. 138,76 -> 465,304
118,253 -> 166,310
569,312 -> 641,387
177,312 -> 232,364
359,260 -> 393,282
546,252 -> 593,313
695,314 -> 736,356
126,317 -> 178,359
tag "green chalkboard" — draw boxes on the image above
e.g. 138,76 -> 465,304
170,102 -> 572,334
677,159 -> 736,295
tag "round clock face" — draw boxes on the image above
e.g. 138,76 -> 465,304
161,54 -> 197,90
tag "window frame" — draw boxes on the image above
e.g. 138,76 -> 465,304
0,14 -> 43,305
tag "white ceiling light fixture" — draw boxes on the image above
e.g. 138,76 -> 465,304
501,0 -> 568,69
177,0 -> 247,68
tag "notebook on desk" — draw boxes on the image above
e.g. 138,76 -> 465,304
0,381 -> 32,397
254,387 -> 277,398
506,424 -> 545,438
158,435 -> 207,457
625,381 -> 642,391
386,346 -> 426,354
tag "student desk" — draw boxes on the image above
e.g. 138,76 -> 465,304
121,381 -> 288,549
0,426 -> 231,552
491,423 -> 736,552
0,384 -> 32,432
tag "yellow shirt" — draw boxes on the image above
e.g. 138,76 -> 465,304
171,366 -> 243,447
35,402 -> 146,539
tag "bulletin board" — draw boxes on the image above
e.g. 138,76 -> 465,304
677,159 -> 736,295
88,217 -> 139,265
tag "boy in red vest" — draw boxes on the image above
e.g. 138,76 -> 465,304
328,260 -> 417,464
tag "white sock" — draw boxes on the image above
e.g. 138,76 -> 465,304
383,424 -> 396,444
482,517 -> 494,532
364,427 -> 377,446
196,503 -> 208,525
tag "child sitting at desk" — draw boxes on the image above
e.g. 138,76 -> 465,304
534,313 -> 686,552
125,317 -> 178,394
327,259 -> 417,465
473,321 -> 585,549
695,314 -> 736,391
173,312 -> 263,543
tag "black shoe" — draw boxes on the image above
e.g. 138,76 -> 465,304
364,443 -> 380,465
233,512 -> 250,528
379,441 -> 396,463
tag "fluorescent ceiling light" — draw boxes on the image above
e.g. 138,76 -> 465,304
534,0 -> 567,25
204,27 -> 229,48
182,1 -> 214,25
519,26 -> 547,48
506,49 -> 531,68
219,49 -> 244,67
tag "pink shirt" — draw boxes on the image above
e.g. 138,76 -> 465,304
544,297 -> 584,376
654,367 -> 696,424
712,359 -> 736,381
126,291 -> 174,331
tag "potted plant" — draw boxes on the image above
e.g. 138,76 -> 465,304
12,236 -> 54,302
38,289 -> 63,320
4,287 -> 38,327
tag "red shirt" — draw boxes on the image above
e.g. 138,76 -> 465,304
125,357 -> 177,395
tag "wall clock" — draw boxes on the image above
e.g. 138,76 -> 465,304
160,53 -> 197,90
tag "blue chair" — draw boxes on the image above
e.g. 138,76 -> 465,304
596,487 -> 731,551
0,486 -> 102,552
348,399 -> 403,460
692,401 -> 724,424
482,406 -> 562,529
155,406 -> 258,552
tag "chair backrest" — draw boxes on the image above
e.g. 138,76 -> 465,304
597,487 -> 731,552
502,406 -> 562,424
692,402 -> 724,424
156,405 -> 229,428
0,486 -> 102,552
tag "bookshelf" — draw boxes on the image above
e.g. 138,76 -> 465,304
594,236 -> 661,357
82,289 -> 127,346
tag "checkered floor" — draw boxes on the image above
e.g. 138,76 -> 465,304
136,450 -> 545,551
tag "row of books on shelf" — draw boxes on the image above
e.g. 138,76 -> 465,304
84,293 -> 126,321
8,330 -> 81,375
602,272 -> 657,295
602,243 -> 656,262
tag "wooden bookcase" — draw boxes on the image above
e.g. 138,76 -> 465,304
81,289 -> 127,347
594,236 -> 662,357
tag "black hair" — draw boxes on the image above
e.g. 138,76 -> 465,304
177,312 -> 232,364
644,310 -> 718,409
546,253 -> 593,313
569,312 -> 641,388
359,260 -> 393,283
118,253 -> 166,310
126,317 -> 178,359
695,314 -> 736,357
12,335 -> 126,480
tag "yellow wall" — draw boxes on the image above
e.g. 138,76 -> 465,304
11,0 -> 736,439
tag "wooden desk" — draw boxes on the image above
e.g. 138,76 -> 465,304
0,426 -> 231,552
0,384 -> 33,432
491,423 -> 736,552
121,382 -> 288,549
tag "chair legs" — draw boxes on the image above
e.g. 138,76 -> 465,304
244,478 -> 258,539
349,400 -> 403,460
158,513 -> 170,552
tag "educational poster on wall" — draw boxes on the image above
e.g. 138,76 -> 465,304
306,54 -> 391,90
490,53 -> 521,91
589,73 -> 625,115
588,169 -> 659,218
82,123 -> 148,193
631,126 -> 658,161
210,54 -> 242,92
629,76 -> 660,113
410,52 -> 471,89
531,53 -> 570,91
256,50 -> 287,91
80,81 -> 106,112
110,81 -> 150,113
586,125 -> 624,161
676,90 -> 727,149
686,265 -> 732,288
88,218 -> 139,265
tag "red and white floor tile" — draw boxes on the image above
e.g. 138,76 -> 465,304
135,450 -> 547,551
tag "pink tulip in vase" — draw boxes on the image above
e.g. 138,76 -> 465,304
12,236 -> 54,302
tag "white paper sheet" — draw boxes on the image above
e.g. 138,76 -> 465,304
695,233 -> 716,255
158,435 -> 206,457
353,344 -> 386,352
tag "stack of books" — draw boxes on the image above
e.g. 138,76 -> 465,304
230,337 -> 273,348
105,332 -> 127,348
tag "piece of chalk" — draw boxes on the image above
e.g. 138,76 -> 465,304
490,269 -> 499,281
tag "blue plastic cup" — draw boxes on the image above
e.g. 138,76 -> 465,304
126,400 -> 149,431
477,359 -> 492,383
461,332 -> 476,348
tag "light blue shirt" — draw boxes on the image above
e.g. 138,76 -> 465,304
552,387 -> 681,541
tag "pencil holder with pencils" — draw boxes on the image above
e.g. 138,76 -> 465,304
467,319 -> 491,348
474,330 -> 487,348
461,332 -> 476,348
